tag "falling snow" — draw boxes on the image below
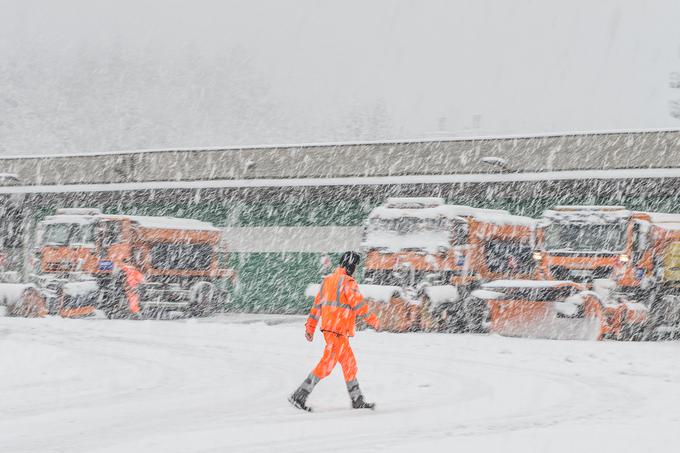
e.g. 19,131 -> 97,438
2,1 -> 680,452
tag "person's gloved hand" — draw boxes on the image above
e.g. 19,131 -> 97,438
305,331 -> 314,342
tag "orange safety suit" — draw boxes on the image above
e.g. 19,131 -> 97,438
305,267 -> 379,384
120,264 -> 144,314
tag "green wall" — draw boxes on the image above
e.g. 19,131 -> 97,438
227,252 -> 346,314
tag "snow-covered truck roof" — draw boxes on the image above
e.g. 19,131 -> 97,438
39,210 -> 220,232
369,201 -> 534,228
473,211 -> 536,228
363,199 -> 534,252
542,205 -> 631,225
369,197 -> 509,222
40,214 -> 99,226
125,216 -> 220,232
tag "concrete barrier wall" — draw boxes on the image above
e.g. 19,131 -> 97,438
1,130 -> 679,186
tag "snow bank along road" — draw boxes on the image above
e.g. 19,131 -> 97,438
1,315 -> 679,453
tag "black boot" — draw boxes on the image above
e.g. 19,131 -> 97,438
346,379 -> 375,410
288,388 -> 312,412
351,395 -> 375,410
288,373 -> 319,412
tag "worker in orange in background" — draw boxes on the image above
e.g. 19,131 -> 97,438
289,251 -> 380,412
119,255 -> 144,317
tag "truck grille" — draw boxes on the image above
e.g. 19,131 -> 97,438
150,243 -> 212,270
363,269 -> 461,286
549,266 -> 613,281
44,261 -> 75,273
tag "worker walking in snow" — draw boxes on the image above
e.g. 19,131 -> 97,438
289,251 -> 380,412
118,256 -> 144,317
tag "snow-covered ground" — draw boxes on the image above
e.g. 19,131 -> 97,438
1,315 -> 679,453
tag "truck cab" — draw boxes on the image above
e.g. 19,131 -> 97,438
359,197 -> 535,332
33,209 -> 235,318
534,206 -> 631,284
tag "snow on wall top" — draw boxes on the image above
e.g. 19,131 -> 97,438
653,222 -> 680,232
643,212 -> 680,231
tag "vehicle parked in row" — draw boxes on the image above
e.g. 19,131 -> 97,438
2,208 -> 236,318
336,197 -> 536,332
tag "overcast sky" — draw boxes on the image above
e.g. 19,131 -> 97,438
1,0 -> 679,155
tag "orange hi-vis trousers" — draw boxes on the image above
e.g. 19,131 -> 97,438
126,289 -> 141,314
312,331 -> 358,382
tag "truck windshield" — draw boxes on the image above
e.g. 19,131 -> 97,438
71,224 -> 96,245
543,223 -> 627,252
41,223 -> 96,246
42,224 -> 71,245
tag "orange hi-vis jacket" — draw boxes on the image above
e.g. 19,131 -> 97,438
306,267 -> 379,337
121,265 -> 144,288
120,264 -> 144,314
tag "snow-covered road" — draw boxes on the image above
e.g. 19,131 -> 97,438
1,315 -> 679,453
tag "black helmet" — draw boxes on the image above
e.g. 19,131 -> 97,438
339,251 -> 361,276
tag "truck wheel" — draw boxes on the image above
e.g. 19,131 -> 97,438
435,303 -> 465,333
190,282 -> 218,317
100,279 -> 130,319
461,295 -> 489,333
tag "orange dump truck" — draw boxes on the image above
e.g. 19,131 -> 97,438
474,280 -> 647,341
534,206 -> 634,285
358,197 -> 536,332
24,208 -> 235,318
613,212 -> 680,338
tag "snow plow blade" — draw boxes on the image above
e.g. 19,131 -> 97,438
358,285 -> 418,332
0,284 -> 48,317
305,284 -> 417,332
478,280 -> 648,341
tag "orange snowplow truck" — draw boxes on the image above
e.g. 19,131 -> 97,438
612,212 -> 680,338
534,206 -> 633,285
359,197 -> 536,332
32,208 -> 235,318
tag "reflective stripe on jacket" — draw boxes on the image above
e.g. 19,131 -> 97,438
306,267 -> 379,337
